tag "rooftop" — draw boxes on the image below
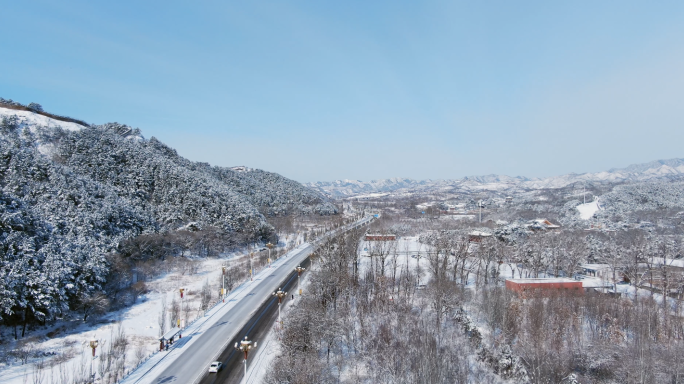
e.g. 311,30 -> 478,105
506,278 -> 578,284
580,263 -> 612,270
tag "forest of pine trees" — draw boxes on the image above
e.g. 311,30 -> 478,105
0,104 -> 337,334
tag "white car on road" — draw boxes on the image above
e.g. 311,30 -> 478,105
208,361 -> 222,373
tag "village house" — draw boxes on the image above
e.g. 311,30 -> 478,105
528,219 -> 561,231
580,264 -> 612,279
468,230 -> 493,243
365,234 -> 397,241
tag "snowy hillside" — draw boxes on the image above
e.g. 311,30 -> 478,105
308,159 -> 684,197
0,101 -> 336,330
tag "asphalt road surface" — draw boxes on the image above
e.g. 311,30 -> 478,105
149,245 -> 313,384
146,215 -> 374,384
198,256 -> 310,384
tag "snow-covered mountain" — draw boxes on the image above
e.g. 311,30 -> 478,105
0,103 -> 336,234
308,159 -> 684,197
0,100 -> 336,326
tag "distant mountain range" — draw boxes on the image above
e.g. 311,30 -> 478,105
307,159 -> 684,198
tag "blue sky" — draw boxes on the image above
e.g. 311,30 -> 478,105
2,1 -> 683,183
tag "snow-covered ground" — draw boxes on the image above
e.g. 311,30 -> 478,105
0,233 -> 304,384
576,199 -> 601,219
0,254 -> 241,384
614,283 -> 684,315
359,236 -> 433,285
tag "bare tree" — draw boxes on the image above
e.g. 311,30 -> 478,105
602,237 -> 625,292
31,360 -> 45,384
158,295 -> 168,337
451,234 -> 470,284
75,292 -> 111,322
476,237 -> 501,285
561,232 -> 588,278
200,279 -> 212,311
622,234 -> 649,303
367,235 -> 397,278
170,296 -> 180,328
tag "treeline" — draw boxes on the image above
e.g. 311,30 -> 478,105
471,285 -> 684,383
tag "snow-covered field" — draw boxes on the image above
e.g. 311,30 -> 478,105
359,236 -> 433,285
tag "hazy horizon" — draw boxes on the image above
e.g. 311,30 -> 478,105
2,1 -> 684,183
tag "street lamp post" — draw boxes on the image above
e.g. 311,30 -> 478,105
266,242 -> 274,267
89,339 -> 98,382
179,288 -> 185,329
221,266 -> 226,302
249,252 -> 254,281
235,336 -> 257,380
272,288 -> 287,324
295,266 -> 305,295
479,200 -> 483,223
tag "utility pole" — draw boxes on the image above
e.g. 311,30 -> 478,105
273,288 -> 287,325
295,266 -> 305,295
235,336 -> 257,381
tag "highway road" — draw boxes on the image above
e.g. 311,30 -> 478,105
148,244 -> 314,384
127,215 -> 374,384
198,256 -> 310,384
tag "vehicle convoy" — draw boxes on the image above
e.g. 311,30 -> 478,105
209,362 -> 223,373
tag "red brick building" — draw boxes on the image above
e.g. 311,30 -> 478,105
505,278 -> 583,296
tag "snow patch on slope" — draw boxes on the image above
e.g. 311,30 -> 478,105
577,200 -> 601,220
1,106 -> 88,158
0,106 -> 87,132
